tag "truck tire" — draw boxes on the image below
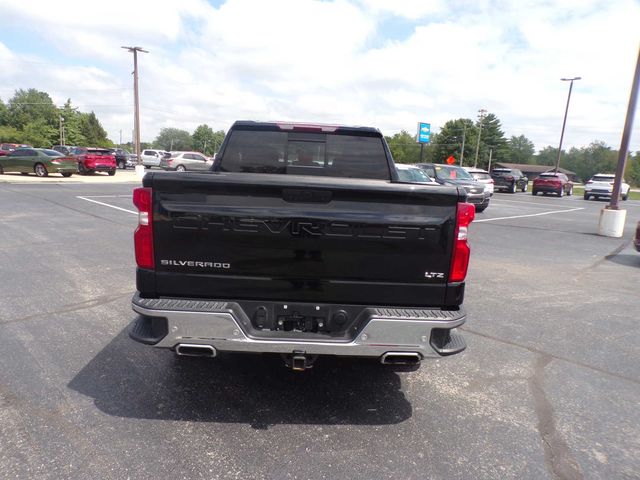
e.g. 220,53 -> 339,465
510,182 -> 517,193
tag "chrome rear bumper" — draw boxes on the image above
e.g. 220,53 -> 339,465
130,294 -> 467,359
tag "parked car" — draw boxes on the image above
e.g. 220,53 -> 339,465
72,147 -> 116,175
0,143 -> 32,156
463,167 -> 494,195
583,173 -> 630,201
634,220 -> 640,252
395,164 -> 438,184
51,145 -> 76,156
141,149 -> 170,168
491,168 -> 528,193
108,148 -> 131,169
160,151 -> 214,172
532,171 -> 573,196
0,148 -> 77,177
415,163 -> 491,212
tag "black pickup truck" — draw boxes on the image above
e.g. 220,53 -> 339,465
129,121 -> 474,370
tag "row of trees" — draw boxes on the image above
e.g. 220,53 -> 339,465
0,89 -> 111,148
2,89 -> 638,184
151,126 -> 226,157
385,112 -> 640,185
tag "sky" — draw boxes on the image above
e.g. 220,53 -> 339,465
0,0 -> 638,153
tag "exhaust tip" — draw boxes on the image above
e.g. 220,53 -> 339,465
176,344 -> 216,357
380,352 -> 422,366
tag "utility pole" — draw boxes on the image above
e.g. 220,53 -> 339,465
554,77 -> 581,172
59,116 -> 65,145
487,148 -> 493,172
609,47 -> 639,210
459,124 -> 467,166
119,129 -> 122,148
473,109 -> 487,168
122,46 -> 148,166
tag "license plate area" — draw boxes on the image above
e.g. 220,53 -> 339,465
274,303 -> 330,333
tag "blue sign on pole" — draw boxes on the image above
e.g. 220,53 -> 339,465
417,122 -> 431,144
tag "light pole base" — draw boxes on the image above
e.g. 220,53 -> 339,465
598,207 -> 626,238
135,164 -> 146,180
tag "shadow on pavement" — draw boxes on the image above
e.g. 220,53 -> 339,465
605,253 -> 640,268
68,327 -> 413,429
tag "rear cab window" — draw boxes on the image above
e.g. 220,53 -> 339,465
217,126 -> 391,180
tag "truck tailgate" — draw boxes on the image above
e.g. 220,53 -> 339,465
144,172 -> 462,307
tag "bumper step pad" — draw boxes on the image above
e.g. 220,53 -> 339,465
430,328 -> 466,356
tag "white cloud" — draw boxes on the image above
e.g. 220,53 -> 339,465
0,0 -> 638,153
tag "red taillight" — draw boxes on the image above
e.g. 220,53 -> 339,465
506,175 -> 514,181
133,187 -> 154,269
449,202 -> 475,283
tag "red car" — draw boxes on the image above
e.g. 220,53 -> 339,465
72,147 -> 116,175
532,172 -> 573,197
0,143 -> 32,156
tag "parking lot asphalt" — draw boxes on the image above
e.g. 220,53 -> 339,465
0,181 -> 638,480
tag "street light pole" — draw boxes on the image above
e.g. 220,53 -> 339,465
459,124 -> 467,166
473,109 -> 487,168
554,76 -> 581,172
122,46 -> 148,167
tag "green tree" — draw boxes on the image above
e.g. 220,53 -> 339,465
627,151 -> 640,186
385,130 -> 422,164
192,124 -> 225,156
153,128 -> 192,151
477,113 -> 508,167
60,99 -> 87,146
432,118 -> 474,165
7,89 -> 58,130
534,146 -> 560,166
79,111 -> 110,147
0,125 -> 23,143
506,135 -> 535,164
562,141 -> 617,182
0,98 -> 8,125
22,119 -> 57,147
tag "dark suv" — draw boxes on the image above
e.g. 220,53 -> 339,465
491,168 -> 528,193
414,163 -> 491,212
109,148 -> 131,169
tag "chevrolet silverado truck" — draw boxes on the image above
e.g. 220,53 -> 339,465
129,121 -> 475,370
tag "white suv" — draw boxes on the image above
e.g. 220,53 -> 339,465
584,173 -> 630,201
141,149 -> 169,168
463,167 -> 494,195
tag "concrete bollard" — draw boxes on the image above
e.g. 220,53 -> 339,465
598,208 -> 626,237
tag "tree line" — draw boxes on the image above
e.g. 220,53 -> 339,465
2,89 -> 638,184
0,89 -> 225,157
0,89 -> 111,148
385,113 -> 640,185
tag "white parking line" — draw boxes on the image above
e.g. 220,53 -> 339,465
76,196 -> 137,215
80,194 -> 133,198
491,198 -> 580,207
475,207 -> 584,223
